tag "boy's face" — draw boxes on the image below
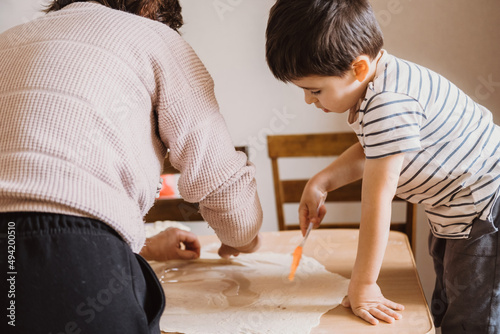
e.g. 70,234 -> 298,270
291,73 -> 365,114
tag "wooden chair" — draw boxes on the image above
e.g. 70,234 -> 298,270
144,146 -> 249,223
267,133 -> 417,251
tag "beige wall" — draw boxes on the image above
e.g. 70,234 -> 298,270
371,0 -> 500,120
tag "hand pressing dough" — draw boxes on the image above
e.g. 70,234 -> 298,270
151,252 -> 349,334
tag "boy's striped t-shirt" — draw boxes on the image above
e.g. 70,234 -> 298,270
349,50 -> 500,239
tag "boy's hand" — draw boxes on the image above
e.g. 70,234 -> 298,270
298,178 -> 327,235
140,227 -> 201,262
342,281 -> 404,325
218,233 -> 262,259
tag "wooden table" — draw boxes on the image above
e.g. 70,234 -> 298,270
161,229 -> 435,334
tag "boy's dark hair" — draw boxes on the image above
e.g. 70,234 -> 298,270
266,0 -> 383,82
45,0 -> 183,31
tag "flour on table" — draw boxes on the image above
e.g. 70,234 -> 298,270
151,252 -> 349,334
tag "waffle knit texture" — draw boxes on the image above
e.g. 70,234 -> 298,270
0,2 -> 262,252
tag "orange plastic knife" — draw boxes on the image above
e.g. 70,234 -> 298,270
288,194 -> 326,281
288,221 -> 314,281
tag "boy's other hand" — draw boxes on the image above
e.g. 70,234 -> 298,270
140,227 -> 201,262
218,233 -> 262,259
342,282 -> 404,325
299,179 -> 327,235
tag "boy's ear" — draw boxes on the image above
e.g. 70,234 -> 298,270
352,55 -> 371,82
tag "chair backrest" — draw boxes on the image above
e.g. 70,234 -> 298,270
144,146 -> 248,223
267,133 -> 416,251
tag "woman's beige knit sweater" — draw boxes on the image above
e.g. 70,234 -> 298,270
0,2 -> 262,252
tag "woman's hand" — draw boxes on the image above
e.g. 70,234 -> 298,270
342,281 -> 404,325
140,227 -> 201,262
218,233 -> 262,259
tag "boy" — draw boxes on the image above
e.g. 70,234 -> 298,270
266,0 -> 500,333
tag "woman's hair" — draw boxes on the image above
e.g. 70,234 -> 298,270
266,0 -> 383,82
45,0 -> 183,31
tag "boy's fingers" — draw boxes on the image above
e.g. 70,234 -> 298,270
356,309 -> 379,325
299,199 -> 326,234
308,204 -> 326,228
352,301 -> 403,325
316,205 -> 327,226
384,299 -> 405,311
298,207 -> 309,235
369,308 -> 394,324
377,305 -> 402,320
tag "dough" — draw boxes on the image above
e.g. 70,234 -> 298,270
151,252 -> 349,334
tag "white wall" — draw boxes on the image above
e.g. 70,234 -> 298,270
3,0 -> 500,312
0,0 -> 48,28
178,0 -> 354,240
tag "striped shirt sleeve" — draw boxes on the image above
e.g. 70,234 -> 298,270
360,92 -> 426,159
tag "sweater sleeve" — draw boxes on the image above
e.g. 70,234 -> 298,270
151,28 -> 262,248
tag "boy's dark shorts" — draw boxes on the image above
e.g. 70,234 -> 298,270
0,212 -> 165,334
429,197 -> 500,334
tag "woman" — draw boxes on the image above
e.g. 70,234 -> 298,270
0,1 -> 262,333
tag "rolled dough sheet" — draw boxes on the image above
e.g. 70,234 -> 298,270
151,252 -> 349,334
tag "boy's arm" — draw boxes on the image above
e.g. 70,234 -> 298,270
344,152 -> 405,325
299,142 -> 365,234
